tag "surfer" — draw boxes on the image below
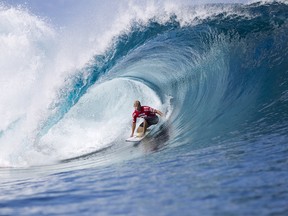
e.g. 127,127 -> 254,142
130,100 -> 163,137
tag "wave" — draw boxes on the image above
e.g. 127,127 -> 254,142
0,1 -> 287,167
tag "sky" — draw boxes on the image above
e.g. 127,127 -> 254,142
1,0 -> 120,25
1,0 -> 250,26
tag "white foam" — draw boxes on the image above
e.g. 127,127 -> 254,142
0,5 -> 106,167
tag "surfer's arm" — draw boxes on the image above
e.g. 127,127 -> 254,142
156,109 -> 163,117
131,122 -> 136,137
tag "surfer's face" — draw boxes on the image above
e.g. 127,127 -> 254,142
134,104 -> 139,110
134,102 -> 140,111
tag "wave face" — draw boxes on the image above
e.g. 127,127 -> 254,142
0,2 -> 288,167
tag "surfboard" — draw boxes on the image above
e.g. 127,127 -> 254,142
126,128 -> 152,142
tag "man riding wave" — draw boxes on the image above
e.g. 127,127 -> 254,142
130,100 -> 163,137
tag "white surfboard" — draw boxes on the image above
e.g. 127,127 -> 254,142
126,128 -> 152,142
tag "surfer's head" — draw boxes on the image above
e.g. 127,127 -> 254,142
134,100 -> 141,111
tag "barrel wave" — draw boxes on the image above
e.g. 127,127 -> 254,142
40,1 -> 288,161
0,1 -> 288,215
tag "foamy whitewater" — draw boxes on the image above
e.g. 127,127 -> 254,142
0,1 -> 288,215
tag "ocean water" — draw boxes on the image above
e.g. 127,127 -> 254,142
0,1 -> 288,215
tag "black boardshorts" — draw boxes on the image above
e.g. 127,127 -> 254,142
139,116 -> 159,127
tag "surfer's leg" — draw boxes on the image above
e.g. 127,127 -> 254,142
136,126 -> 143,133
136,122 -> 144,134
136,120 -> 148,137
143,119 -> 148,134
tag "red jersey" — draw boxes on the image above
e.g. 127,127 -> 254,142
132,106 -> 157,123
